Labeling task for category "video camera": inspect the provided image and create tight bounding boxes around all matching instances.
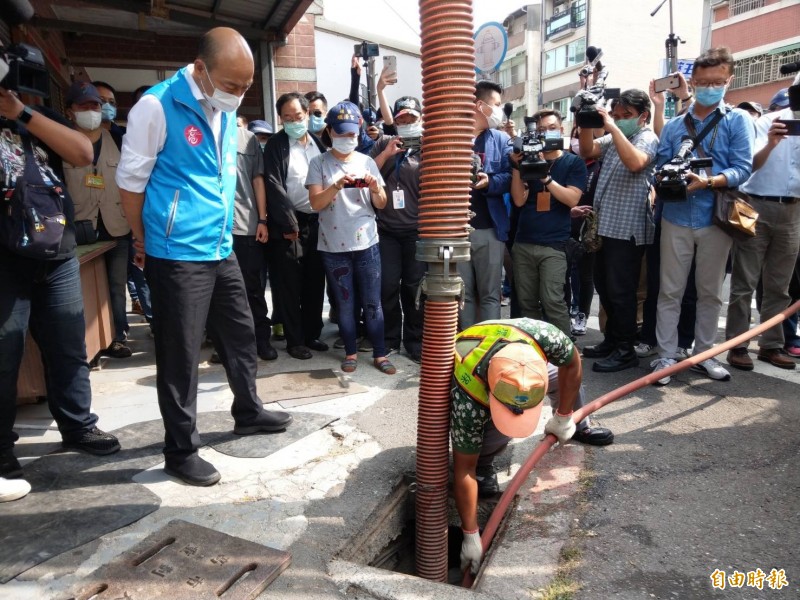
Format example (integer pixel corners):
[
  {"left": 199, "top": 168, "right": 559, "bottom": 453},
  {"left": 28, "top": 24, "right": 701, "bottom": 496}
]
[
  {"left": 510, "top": 116, "right": 562, "bottom": 181},
  {"left": 570, "top": 46, "right": 619, "bottom": 129},
  {"left": 0, "top": 0, "right": 49, "bottom": 98},
  {"left": 654, "top": 136, "right": 712, "bottom": 202}
]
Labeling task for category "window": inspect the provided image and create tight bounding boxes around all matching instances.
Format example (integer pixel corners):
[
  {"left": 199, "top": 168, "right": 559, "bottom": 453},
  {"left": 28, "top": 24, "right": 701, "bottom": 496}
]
[
  {"left": 731, "top": 48, "right": 800, "bottom": 89},
  {"left": 730, "top": 0, "right": 764, "bottom": 17},
  {"left": 571, "top": 0, "right": 586, "bottom": 27},
  {"left": 545, "top": 37, "right": 586, "bottom": 74},
  {"left": 548, "top": 98, "right": 571, "bottom": 116},
  {"left": 498, "top": 60, "right": 527, "bottom": 88}
]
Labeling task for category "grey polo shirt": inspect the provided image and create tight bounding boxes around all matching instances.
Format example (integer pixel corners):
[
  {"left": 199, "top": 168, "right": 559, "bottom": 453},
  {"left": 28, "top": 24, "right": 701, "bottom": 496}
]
[{"left": 233, "top": 127, "right": 264, "bottom": 236}]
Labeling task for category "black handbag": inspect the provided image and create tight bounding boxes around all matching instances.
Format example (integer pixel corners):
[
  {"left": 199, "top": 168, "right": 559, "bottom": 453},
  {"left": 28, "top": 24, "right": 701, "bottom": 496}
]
[
  {"left": 0, "top": 133, "right": 67, "bottom": 258},
  {"left": 74, "top": 219, "right": 98, "bottom": 245}
]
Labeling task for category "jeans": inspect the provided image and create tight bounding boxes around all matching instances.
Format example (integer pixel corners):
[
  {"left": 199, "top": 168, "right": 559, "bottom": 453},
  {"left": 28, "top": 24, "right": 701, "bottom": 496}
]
[
  {"left": 379, "top": 228, "right": 425, "bottom": 355},
  {"left": 565, "top": 251, "right": 595, "bottom": 316},
  {"left": 145, "top": 254, "right": 264, "bottom": 461},
  {"left": 0, "top": 253, "right": 98, "bottom": 451},
  {"left": 321, "top": 244, "right": 385, "bottom": 358},
  {"left": 127, "top": 240, "right": 152, "bottom": 322},
  {"left": 102, "top": 234, "right": 130, "bottom": 341},
  {"left": 233, "top": 235, "right": 271, "bottom": 351},
  {"left": 594, "top": 236, "right": 647, "bottom": 346}
]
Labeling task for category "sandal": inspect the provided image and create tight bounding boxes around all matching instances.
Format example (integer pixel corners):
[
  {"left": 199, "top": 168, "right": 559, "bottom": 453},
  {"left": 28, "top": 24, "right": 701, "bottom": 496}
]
[
  {"left": 341, "top": 357, "right": 358, "bottom": 373},
  {"left": 374, "top": 358, "right": 397, "bottom": 375}
]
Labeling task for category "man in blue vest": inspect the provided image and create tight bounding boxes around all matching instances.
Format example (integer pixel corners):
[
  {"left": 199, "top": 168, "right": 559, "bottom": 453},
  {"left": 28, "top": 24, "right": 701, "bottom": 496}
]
[{"left": 117, "top": 28, "right": 292, "bottom": 487}]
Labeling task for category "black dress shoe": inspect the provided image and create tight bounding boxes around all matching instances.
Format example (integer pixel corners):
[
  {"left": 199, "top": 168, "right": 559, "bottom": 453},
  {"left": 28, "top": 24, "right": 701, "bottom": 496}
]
[
  {"left": 234, "top": 410, "right": 293, "bottom": 435},
  {"left": 582, "top": 339, "right": 615, "bottom": 358},
  {"left": 164, "top": 454, "right": 221, "bottom": 486},
  {"left": 0, "top": 451, "right": 23, "bottom": 478},
  {"left": 258, "top": 344, "right": 278, "bottom": 361},
  {"left": 287, "top": 345, "right": 312, "bottom": 360},
  {"left": 572, "top": 426, "right": 614, "bottom": 446},
  {"left": 592, "top": 346, "right": 639, "bottom": 372},
  {"left": 306, "top": 339, "right": 329, "bottom": 352}
]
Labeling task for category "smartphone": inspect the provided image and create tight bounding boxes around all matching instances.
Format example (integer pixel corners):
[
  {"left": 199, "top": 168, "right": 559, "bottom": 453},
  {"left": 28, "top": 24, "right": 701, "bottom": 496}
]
[
  {"left": 653, "top": 74, "right": 680, "bottom": 93},
  {"left": 383, "top": 55, "right": 397, "bottom": 75},
  {"left": 777, "top": 119, "right": 800, "bottom": 135}
]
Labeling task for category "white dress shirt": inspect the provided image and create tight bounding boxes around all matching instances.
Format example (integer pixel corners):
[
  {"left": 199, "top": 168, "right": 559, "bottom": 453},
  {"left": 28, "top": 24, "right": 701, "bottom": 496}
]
[
  {"left": 286, "top": 134, "right": 321, "bottom": 214},
  {"left": 116, "top": 64, "right": 223, "bottom": 193},
  {"left": 741, "top": 108, "right": 800, "bottom": 198}
]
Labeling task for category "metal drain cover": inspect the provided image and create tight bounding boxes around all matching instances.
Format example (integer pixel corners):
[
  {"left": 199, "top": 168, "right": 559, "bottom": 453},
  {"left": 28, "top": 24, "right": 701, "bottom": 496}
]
[{"left": 68, "top": 519, "right": 291, "bottom": 600}]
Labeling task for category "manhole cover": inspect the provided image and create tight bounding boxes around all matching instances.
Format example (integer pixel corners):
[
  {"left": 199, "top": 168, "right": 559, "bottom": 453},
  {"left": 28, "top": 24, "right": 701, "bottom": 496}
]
[{"left": 67, "top": 519, "right": 291, "bottom": 600}]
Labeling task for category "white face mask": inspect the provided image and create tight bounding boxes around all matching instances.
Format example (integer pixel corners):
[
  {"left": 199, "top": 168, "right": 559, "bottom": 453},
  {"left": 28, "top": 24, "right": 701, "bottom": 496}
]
[
  {"left": 332, "top": 136, "right": 359, "bottom": 154},
  {"left": 74, "top": 110, "right": 102, "bottom": 131},
  {"left": 396, "top": 122, "right": 423, "bottom": 138},
  {"left": 481, "top": 102, "right": 504, "bottom": 130},
  {"left": 201, "top": 67, "right": 243, "bottom": 112}
]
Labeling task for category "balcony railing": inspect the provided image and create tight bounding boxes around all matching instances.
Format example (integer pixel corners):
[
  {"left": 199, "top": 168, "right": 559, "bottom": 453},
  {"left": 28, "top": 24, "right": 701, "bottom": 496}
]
[
  {"left": 730, "top": 0, "right": 765, "bottom": 17},
  {"left": 545, "top": 3, "right": 586, "bottom": 39}
]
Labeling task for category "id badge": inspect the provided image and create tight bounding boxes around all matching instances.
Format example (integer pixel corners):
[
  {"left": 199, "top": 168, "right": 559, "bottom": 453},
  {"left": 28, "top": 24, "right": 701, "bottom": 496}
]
[
  {"left": 85, "top": 173, "right": 105, "bottom": 189},
  {"left": 393, "top": 189, "right": 406, "bottom": 210},
  {"left": 536, "top": 191, "right": 551, "bottom": 212}
]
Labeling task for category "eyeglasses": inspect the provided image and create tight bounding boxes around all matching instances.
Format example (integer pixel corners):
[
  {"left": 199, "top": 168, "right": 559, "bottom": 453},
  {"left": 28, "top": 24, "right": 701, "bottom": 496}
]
[{"left": 692, "top": 80, "right": 728, "bottom": 88}]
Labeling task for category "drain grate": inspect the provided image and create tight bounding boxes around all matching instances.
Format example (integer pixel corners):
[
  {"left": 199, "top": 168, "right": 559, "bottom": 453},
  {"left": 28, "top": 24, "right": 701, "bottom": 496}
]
[{"left": 67, "top": 519, "right": 291, "bottom": 600}]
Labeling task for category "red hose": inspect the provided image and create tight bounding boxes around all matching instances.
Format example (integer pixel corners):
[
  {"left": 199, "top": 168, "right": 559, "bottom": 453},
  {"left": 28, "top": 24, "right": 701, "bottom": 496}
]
[
  {"left": 415, "top": 0, "right": 475, "bottom": 582},
  {"left": 462, "top": 299, "right": 800, "bottom": 588}
]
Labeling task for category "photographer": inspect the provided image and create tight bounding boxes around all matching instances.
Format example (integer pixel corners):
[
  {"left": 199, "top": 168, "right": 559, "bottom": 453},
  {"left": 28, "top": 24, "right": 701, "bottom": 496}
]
[
  {"left": 509, "top": 109, "right": 586, "bottom": 337},
  {"left": 725, "top": 78, "right": 800, "bottom": 371},
  {"left": 651, "top": 47, "right": 754, "bottom": 385},
  {"left": 577, "top": 90, "right": 659, "bottom": 373},
  {"left": 1, "top": 86, "right": 122, "bottom": 495}
]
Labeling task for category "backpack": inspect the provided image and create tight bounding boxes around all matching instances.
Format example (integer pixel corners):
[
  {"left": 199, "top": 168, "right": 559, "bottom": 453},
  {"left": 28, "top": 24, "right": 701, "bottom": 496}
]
[{"left": 0, "top": 132, "right": 67, "bottom": 259}]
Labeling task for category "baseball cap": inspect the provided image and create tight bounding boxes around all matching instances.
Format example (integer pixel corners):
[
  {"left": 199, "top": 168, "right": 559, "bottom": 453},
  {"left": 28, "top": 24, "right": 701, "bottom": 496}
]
[
  {"left": 325, "top": 101, "right": 362, "bottom": 134},
  {"left": 65, "top": 81, "right": 102, "bottom": 106},
  {"left": 736, "top": 101, "right": 763, "bottom": 116},
  {"left": 393, "top": 96, "right": 422, "bottom": 119},
  {"left": 248, "top": 120, "right": 274, "bottom": 135},
  {"left": 769, "top": 88, "right": 789, "bottom": 110},
  {"left": 487, "top": 344, "right": 549, "bottom": 438}
]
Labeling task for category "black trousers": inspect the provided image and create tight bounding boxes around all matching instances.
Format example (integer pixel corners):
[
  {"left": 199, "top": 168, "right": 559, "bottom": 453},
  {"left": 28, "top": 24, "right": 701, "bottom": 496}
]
[
  {"left": 379, "top": 228, "right": 426, "bottom": 354},
  {"left": 232, "top": 235, "right": 271, "bottom": 351},
  {"left": 265, "top": 212, "right": 325, "bottom": 348},
  {"left": 594, "top": 236, "right": 646, "bottom": 346},
  {"left": 145, "top": 255, "right": 263, "bottom": 461}
]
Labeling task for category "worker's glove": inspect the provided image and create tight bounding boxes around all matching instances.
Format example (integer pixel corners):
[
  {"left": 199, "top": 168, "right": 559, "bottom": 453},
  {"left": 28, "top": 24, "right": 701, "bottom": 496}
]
[
  {"left": 460, "top": 530, "right": 483, "bottom": 575},
  {"left": 544, "top": 411, "right": 576, "bottom": 444}
]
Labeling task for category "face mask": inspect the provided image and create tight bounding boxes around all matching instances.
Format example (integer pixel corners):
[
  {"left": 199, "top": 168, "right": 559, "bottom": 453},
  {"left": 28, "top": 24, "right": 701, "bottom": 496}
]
[
  {"left": 695, "top": 86, "right": 726, "bottom": 107},
  {"left": 101, "top": 103, "right": 116, "bottom": 122},
  {"left": 201, "top": 66, "right": 243, "bottom": 112},
  {"left": 481, "top": 102, "right": 504, "bottom": 129},
  {"left": 332, "top": 136, "right": 359, "bottom": 154},
  {"left": 396, "top": 122, "right": 423, "bottom": 138},
  {"left": 74, "top": 110, "right": 102, "bottom": 131},
  {"left": 615, "top": 117, "right": 641, "bottom": 138},
  {"left": 570, "top": 138, "right": 581, "bottom": 154},
  {"left": 259, "top": 142, "right": 267, "bottom": 150},
  {"left": 284, "top": 120, "right": 308, "bottom": 140},
  {"left": 309, "top": 114, "right": 326, "bottom": 132}
]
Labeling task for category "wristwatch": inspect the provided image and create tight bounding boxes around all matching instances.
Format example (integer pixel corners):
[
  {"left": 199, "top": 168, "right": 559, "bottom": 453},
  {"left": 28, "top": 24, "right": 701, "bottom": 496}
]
[
  {"left": 681, "top": 94, "right": 693, "bottom": 103},
  {"left": 257, "top": 218, "right": 267, "bottom": 225},
  {"left": 706, "top": 177, "right": 714, "bottom": 190},
  {"left": 15, "top": 106, "right": 34, "bottom": 126},
  {"left": 542, "top": 176, "right": 553, "bottom": 187}
]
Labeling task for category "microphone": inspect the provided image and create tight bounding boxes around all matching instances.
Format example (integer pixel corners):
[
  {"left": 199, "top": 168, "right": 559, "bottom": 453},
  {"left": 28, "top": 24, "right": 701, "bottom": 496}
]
[
  {"left": 779, "top": 61, "right": 800, "bottom": 75},
  {"left": 0, "top": 0, "right": 34, "bottom": 26},
  {"left": 503, "top": 102, "right": 513, "bottom": 121}
]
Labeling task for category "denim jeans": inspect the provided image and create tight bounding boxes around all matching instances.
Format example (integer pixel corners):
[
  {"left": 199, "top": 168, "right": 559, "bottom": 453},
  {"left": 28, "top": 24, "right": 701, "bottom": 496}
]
[
  {"left": 102, "top": 234, "right": 130, "bottom": 341},
  {"left": 321, "top": 244, "right": 385, "bottom": 358},
  {"left": 0, "top": 253, "right": 98, "bottom": 451},
  {"left": 127, "top": 240, "right": 152, "bottom": 322}
]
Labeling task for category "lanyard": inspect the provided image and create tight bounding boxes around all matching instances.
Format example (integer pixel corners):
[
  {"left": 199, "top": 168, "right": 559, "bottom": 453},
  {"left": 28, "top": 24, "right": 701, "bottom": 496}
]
[{"left": 394, "top": 149, "right": 412, "bottom": 189}]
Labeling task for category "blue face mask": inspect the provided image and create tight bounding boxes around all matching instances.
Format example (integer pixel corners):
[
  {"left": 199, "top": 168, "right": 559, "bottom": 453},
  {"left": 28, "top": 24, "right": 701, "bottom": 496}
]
[
  {"left": 695, "top": 86, "right": 726, "bottom": 107},
  {"left": 309, "top": 114, "right": 326, "bottom": 133},
  {"left": 101, "top": 103, "right": 116, "bottom": 122}
]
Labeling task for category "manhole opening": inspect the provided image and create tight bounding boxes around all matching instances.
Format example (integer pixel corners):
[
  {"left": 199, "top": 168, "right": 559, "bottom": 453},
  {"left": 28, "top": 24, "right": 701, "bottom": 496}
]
[{"left": 338, "top": 472, "right": 500, "bottom": 586}]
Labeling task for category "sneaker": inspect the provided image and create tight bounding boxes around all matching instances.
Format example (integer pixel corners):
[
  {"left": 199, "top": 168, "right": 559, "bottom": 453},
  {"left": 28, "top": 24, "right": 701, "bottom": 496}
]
[
  {"left": 569, "top": 306, "right": 579, "bottom": 319},
  {"left": 675, "top": 347, "right": 691, "bottom": 361},
  {"left": 0, "top": 477, "right": 31, "bottom": 502},
  {"left": 784, "top": 345, "right": 800, "bottom": 358},
  {"left": 164, "top": 454, "right": 220, "bottom": 487},
  {"left": 103, "top": 341, "right": 132, "bottom": 359},
  {"left": 62, "top": 427, "right": 121, "bottom": 456},
  {"left": 571, "top": 313, "right": 587, "bottom": 336},
  {"left": 635, "top": 343, "right": 658, "bottom": 358},
  {"left": 272, "top": 324, "right": 285, "bottom": 341},
  {"left": 650, "top": 357, "right": 676, "bottom": 386},
  {"left": 334, "top": 337, "right": 346, "bottom": 349},
  {"left": 500, "top": 296, "right": 510, "bottom": 307},
  {"left": 0, "top": 451, "right": 22, "bottom": 478},
  {"left": 691, "top": 357, "right": 731, "bottom": 381},
  {"left": 358, "top": 338, "right": 373, "bottom": 352}
]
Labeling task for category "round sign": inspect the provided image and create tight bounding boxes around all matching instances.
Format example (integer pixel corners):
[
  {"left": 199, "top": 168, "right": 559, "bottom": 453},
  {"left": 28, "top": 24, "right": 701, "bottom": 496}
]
[{"left": 474, "top": 22, "right": 508, "bottom": 73}]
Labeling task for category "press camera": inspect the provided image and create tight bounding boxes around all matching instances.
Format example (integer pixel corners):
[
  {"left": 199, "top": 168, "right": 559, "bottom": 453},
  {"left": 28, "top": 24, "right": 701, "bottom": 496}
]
[
  {"left": 0, "top": 43, "right": 49, "bottom": 98},
  {"left": 570, "top": 86, "right": 620, "bottom": 129},
  {"left": 511, "top": 117, "right": 562, "bottom": 181},
  {"left": 654, "top": 136, "right": 712, "bottom": 202}
]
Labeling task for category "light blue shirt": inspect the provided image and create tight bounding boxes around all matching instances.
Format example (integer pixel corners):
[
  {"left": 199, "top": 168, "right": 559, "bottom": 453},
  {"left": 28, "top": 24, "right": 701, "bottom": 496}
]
[
  {"left": 656, "top": 103, "right": 754, "bottom": 229},
  {"left": 741, "top": 108, "right": 800, "bottom": 198}
]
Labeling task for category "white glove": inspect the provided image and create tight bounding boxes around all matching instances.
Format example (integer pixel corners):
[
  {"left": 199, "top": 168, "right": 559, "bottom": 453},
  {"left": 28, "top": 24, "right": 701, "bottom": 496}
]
[
  {"left": 544, "top": 411, "right": 576, "bottom": 444},
  {"left": 460, "top": 530, "right": 483, "bottom": 574}
]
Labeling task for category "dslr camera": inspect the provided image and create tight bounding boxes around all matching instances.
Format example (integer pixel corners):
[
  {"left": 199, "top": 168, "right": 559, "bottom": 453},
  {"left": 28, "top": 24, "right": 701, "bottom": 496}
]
[
  {"left": 0, "top": 43, "right": 49, "bottom": 97},
  {"left": 655, "top": 136, "right": 712, "bottom": 202},
  {"left": 511, "top": 116, "right": 562, "bottom": 181}
]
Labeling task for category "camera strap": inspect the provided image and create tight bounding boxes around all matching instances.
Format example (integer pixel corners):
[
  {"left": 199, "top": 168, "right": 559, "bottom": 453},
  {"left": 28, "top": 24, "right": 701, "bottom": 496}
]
[{"left": 683, "top": 109, "right": 725, "bottom": 176}]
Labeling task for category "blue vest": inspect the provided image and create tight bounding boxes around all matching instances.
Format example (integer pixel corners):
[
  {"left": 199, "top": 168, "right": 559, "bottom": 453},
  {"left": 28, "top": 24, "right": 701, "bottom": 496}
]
[{"left": 142, "top": 68, "right": 238, "bottom": 261}]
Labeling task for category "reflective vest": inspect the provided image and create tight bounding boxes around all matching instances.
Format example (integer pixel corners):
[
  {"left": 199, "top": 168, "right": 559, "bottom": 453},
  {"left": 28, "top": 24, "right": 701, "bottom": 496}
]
[{"left": 453, "top": 321, "right": 546, "bottom": 407}]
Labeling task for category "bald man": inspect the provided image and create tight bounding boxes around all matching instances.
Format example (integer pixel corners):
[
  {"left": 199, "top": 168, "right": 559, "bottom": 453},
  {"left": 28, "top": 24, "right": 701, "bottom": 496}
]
[{"left": 117, "top": 28, "right": 292, "bottom": 486}]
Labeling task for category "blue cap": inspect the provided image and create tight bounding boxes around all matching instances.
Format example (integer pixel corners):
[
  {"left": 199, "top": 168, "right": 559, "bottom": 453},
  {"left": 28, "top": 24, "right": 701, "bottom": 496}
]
[
  {"left": 248, "top": 120, "right": 273, "bottom": 135},
  {"left": 325, "top": 101, "right": 362, "bottom": 134},
  {"left": 769, "top": 88, "right": 789, "bottom": 110},
  {"left": 65, "top": 81, "right": 102, "bottom": 106}
]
